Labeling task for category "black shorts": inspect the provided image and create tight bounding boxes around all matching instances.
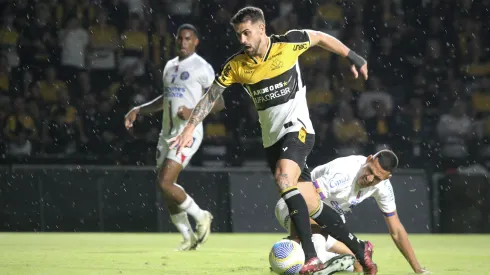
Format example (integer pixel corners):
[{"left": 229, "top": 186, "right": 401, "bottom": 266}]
[{"left": 265, "top": 129, "right": 315, "bottom": 182}]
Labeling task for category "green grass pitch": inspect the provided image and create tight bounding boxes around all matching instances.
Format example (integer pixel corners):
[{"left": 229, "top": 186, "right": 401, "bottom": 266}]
[{"left": 0, "top": 233, "right": 489, "bottom": 274}]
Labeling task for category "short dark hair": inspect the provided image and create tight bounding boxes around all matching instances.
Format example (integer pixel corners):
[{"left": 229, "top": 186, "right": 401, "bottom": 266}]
[
  {"left": 373, "top": 150, "right": 398, "bottom": 172},
  {"left": 230, "top": 6, "right": 265, "bottom": 25},
  {"left": 177, "top": 23, "right": 199, "bottom": 37}
]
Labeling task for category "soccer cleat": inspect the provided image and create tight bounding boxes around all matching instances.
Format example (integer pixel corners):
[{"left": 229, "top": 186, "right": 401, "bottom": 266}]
[
  {"left": 313, "top": 254, "right": 356, "bottom": 275},
  {"left": 196, "top": 211, "right": 213, "bottom": 244},
  {"left": 174, "top": 233, "right": 199, "bottom": 251},
  {"left": 361, "top": 241, "right": 377, "bottom": 275},
  {"left": 299, "top": 257, "right": 326, "bottom": 275}
]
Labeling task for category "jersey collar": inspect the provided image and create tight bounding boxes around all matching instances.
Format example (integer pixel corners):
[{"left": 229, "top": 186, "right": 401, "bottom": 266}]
[
  {"left": 246, "top": 37, "right": 272, "bottom": 64},
  {"left": 177, "top": 52, "right": 196, "bottom": 64},
  {"left": 263, "top": 36, "right": 272, "bottom": 61}
]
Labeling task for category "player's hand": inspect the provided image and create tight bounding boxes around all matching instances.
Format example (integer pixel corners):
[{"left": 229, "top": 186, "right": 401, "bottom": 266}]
[
  {"left": 416, "top": 268, "right": 431, "bottom": 274},
  {"left": 350, "top": 64, "right": 368, "bottom": 80},
  {"left": 168, "top": 125, "right": 195, "bottom": 155},
  {"left": 124, "top": 107, "right": 140, "bottom": 129},
  {"left": 177, "top": 105, "right": 192, "bottom": 120}
]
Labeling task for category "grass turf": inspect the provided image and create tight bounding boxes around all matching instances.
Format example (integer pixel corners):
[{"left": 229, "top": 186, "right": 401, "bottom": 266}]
[{"left": 0, "top": 233, "right": 489, "bottom": 274}]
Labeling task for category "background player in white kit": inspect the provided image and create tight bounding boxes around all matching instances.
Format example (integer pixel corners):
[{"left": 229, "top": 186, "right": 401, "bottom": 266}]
[
  {"left": 275, "top": 150, "right": 431, "bottom": 274},
  {"left": 124, "top": 24, "right": 225, "bottom": 251}
]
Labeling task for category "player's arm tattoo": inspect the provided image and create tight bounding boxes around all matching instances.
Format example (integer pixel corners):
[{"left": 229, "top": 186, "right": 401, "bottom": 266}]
[
  {"left": 187, "top": 83, "right": 226, "bottom": 126},
  {"left": 277, "top": 173, "right": 291, "bottom": 191},
  {"left": 211, "top": 94, "right": 226, "bottom": 113}
]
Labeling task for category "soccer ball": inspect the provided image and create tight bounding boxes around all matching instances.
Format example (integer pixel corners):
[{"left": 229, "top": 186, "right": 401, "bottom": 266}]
[{"left": 269, "top": 239, "right": 305, "bottom": 274}]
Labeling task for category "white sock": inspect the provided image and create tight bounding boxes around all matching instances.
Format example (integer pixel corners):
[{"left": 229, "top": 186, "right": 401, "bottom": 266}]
[
  {"left": 312, "top": 234, "right": 329, "bottom": 263},
  {"left": 170, "top": 212, "right": 193, "bottom": 240},
  {"left": 178, "top": 194, "right": 205, "bottom": 222}
]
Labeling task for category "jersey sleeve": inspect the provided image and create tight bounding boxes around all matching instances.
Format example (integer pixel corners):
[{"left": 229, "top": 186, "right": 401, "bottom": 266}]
[
  {"left": 199, "top": 62, "right": 215, "bottom": 89},
  {"left": 214, "top": 58, "right": 239, "bottom": 88},
  {"left": 281, "top": 29, "right": 311, "bottom": 56},
  {"left": 372, "top": 180, "right": 397, "bottom": 216}
]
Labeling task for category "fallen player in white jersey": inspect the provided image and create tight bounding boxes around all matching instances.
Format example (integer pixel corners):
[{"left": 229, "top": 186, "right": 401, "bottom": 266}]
[{"left": 275, "top": 150, "right": 431, "bottom": 274}]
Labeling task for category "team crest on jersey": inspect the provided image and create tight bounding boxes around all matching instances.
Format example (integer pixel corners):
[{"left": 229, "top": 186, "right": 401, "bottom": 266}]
[
  {"left": 180, "top": 71, "right": 190, "bottom": 80},
  {"left": 271, "top": 60, "right": 283, "bottom": 70}
]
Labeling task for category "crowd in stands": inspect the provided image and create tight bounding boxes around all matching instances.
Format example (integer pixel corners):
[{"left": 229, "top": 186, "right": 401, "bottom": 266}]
[{"left": 0, "top": 0, "right": 489, "bottom": 170}]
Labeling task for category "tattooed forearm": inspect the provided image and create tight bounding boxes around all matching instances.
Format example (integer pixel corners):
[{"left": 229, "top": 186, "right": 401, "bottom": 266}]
[
  {"left": 188, "top": 83, "right": 226, "bottom": 126},
  {"left": 276, "top": 173, "right": 291, "bottom": 192}
]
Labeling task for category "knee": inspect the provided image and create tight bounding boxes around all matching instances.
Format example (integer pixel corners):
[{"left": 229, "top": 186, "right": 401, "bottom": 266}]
[
  {"left": 157, "top": 173, "right": 173, "bottom": 193},
  {"left": 274, "top": 171, "right": 289, "bottom": 192}
]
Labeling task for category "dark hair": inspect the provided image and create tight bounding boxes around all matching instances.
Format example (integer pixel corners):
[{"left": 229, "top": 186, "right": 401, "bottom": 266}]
[
  {"left": 373, "top": 150, "right": 398, "bottom": 172},
  {"left": 230, "top": 6, "right": 265, "bottom": 25},
  {"left": 177, "top": 23, "right": 199, "bottom": 37}
]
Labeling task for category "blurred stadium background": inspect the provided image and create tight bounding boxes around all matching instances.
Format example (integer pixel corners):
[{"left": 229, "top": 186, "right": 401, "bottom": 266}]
[{"left": 0, "top": 0, "right": 490, "bottom": 273}]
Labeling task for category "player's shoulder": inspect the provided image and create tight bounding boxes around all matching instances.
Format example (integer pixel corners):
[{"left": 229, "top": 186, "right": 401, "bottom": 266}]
[
  {"left": 164, "top": 56, "right": 179, "bottom": 67},
  {"left": 221, "top": 49, "right": 249, "bottom": 67},
  {"left": 372, "top": 179, "right": 395, "bottom": 201},
  {"left": 191, "top": 54, "right": 214, "bottom": 71},
  {"left": 377, "top": 179, "right": 394, "bottom": 192},
  {"left": 191, "top": 53, "right": 211, "bottom": 66},
  {"left": 270, "top": 29, "right": 310, "bottom": 44},
  {"left": 313, "top": 155, "right": 366, "bottom": 175},
  {"left": 333, "top": 155, "right": 367, "bottom": 167}
]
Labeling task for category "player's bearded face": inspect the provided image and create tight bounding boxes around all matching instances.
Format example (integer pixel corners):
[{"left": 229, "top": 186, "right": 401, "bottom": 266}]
[
  {"left": 233, "top": 21, "right": 265, "bottom": 56},
  {"left": 357, "top": 158, "right": 390, "bottom": 188}
]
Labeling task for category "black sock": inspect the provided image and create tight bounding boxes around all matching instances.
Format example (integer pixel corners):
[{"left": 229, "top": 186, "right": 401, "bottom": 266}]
[
  {"left": 282, "top": 188, "right": 317, "bottom": 261},
  {"left": 311, "top": 202, "right": 366, "bottom": 265}
]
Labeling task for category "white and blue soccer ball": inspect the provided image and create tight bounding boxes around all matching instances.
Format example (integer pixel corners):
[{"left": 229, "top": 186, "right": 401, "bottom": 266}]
[{"left": 269, "top": 239, "right": 305, "bottom": 274}]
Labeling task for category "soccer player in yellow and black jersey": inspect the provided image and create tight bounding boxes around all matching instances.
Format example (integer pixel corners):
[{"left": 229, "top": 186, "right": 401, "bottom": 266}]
[{"left": 169, "top": 7, "right": 373, "bottom": 275}]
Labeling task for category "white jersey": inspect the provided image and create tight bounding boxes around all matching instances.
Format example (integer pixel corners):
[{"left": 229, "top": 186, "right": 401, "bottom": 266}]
[
  {"left": 214, "top": 30, "right": 315, "bottom": 147},
  {"left": 312, "top": 155, "right": 397, "bottom": 220},
  {"left": 161, "top": 53, "right": 215, "bottom": 139}
]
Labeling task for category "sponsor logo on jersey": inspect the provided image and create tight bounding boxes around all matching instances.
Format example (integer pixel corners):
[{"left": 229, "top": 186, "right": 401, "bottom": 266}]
[
  {"left": 165, "top": 87, "right": 185, "bottom": 98},
  {"left": 328, "top": 173, "right": 349, "bottom": 189},
  {"left": 293, "top": 43, "right": 308, "bottom": 51},
  {"left": 180, "top": 71, "right": 190, "bottom": 80},
  {"left": 244, "top": 70, "right": 253, "bottom": 74},
  {"left": 251, "top": 80, "right": 291, "bottom": 105},
  {"left": 270, "top": 51, "right": 283, "bottom": 59},
  {"left": 243, "top": 66, "right": 299, "bottom": 111}
]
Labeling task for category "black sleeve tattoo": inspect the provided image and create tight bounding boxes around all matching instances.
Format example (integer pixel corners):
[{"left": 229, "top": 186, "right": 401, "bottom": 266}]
[{"left": 188, "top": 83, "right": 226, "bottom": 126}]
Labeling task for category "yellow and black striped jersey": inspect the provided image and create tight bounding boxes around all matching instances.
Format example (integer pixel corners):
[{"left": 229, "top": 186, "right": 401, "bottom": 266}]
[{"left": 215, "top": 29, "right": 315, "bottom": 147}]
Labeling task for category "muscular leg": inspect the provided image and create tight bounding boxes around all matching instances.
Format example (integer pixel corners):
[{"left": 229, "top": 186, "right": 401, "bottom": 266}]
[
  {"left": 158, "top": 158, "right": 187, "bottom": 210},
  {"left": 158, "top": 159, "right": 194, "bottom": 249},
  {"left": 275, "top": 159, "right": 318, "bottom": 261},
  {"left": 292, "top": 182, "right": 364, "bottom": 272},
  {"left": 158, "top": 158, "right": 206, "bottom": 222},
  {"left": 158, "top": 158, "right": 210, "bottom": 249}
]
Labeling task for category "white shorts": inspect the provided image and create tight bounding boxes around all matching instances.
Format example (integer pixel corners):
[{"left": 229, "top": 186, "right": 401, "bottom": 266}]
[
  {"left": 275, "top": 198, "right": 337, "bottom": 250},
  {"left": 156, "top": 134, "right": 202, "bottom": 169}
]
